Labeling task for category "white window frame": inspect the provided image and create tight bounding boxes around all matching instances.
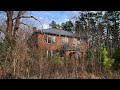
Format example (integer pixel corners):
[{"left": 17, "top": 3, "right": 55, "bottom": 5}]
[
  {"left": 77, "top": 38, "right": 82, "bottom": 45},
  {"left": 62, "top": 37, "right": 68, "bottom": 44},
  {"left": 73, "top": 38, "right": 77, "bottom": 46},
  {"left": 44, "top": 34, "right": 56, "bottom": 44},
  {"left": 47, "top": 50, "right": 53, "bottom": 58},
  {"left": 52, "top": 36, "right": 56, "bottom": 43}
]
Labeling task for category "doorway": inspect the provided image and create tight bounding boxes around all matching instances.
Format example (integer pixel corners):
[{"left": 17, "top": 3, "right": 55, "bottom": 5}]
[{"left": 68, "top": 52, "right": 80, "bottom": 61}]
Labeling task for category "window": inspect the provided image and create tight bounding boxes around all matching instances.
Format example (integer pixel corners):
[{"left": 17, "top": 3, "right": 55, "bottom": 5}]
[
  {"left": 74, "top": 52, "right": 80, "bottom": 60},
  {"left": 47, "top": 50, "right": 53, "bottom": 58},
  {"left": 73, "top": 38, "right": 77, "bottom": 46},
  {"left": 69, "top": 52, "right": 80, "bottom": 60},
  {"left": 52, "top": 36, "right": 56, "bottom": 43},
  {"left": 44, "top": 35, "right": 56, "bottom": 43},
  {"left": 77, "top": 38, "right": 82, "bottom": 45},
  {"left": 62, "top": 37, "right": 68, "bottom": 44}
]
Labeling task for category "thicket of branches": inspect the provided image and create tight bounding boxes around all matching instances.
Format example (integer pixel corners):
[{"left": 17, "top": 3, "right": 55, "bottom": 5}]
[{"left": 0, "top": 11, "right": 120, "bottom": 79}]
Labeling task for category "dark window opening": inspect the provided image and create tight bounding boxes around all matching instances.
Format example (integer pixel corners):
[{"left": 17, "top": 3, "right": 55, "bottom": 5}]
[{"left": 69, "top": 52, "right": 80, "bottom": 60}]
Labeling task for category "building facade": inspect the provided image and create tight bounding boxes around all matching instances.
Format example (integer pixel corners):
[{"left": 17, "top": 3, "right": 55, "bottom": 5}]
[{"left": 31, "top": 28, "right": 88, "bottom": 62}]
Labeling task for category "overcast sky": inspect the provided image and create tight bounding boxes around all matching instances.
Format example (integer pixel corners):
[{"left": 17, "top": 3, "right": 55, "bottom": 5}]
[{"left": 28, "top": 11, "right": 80, "bottom": 29}]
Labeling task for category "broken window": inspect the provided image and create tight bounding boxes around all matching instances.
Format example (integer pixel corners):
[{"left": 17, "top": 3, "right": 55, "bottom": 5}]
[
  {"left": 44, "top": 34, "right": 56, "bottom": 43},
  {"left": 77, "top": 38, "right": 82, "bottom": 45}
]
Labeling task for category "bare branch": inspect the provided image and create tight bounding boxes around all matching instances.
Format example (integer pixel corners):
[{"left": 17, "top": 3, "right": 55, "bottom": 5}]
[
  {"left": 0, "top": 27, "right": 6, "bottom": 36},
  {"left": 13, "top": 15, "right": 43, "bottom": 29},
  {"left": 12, "top": 11, "right": 26, "bottom": 20},
  {"left": 21, "top": 16, "right": 43, "bottom": 29},
  {"left": 20, "top": 22, "right": 31, "bottom": 27},
  {"left": 6, "top": 11, "right": 14, "bottom": 37},
  {"left": 13, "top": 11, "right": 25, "bottom": 37},
  {"left": 21, "top": 16, "right": 40, "bottom": 22},
  {"left": 21, "top": 16, "right": 37, "bottom": 20},
  {"left": 0, "top": 28, "right": 3, "bottom": 32}
]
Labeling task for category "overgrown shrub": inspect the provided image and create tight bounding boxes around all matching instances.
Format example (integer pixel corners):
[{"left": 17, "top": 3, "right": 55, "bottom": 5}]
[
  {"left": 0, "top": 37, "right": 16, "bottom": 76},
  {"left": 102, "top": 47, "right": 114, "bottom": 78},
  {"left": 84, "top": 50, "right": 92, "bottom": 61},
  {"left": 112, "top": 45, "right": 120, "bottom": 70}
]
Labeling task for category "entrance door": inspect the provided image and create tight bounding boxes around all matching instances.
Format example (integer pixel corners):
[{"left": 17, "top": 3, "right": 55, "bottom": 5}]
[{"left": 69, "top": 52, "right": 80, "bottom": 61}]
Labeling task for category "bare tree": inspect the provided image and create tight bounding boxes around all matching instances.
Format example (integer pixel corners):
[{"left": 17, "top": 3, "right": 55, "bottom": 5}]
[{"left": 0, "top": 11, "right": 42, "bottom": 39}]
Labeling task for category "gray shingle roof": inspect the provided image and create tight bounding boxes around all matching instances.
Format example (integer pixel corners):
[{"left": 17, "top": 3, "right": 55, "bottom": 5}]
[{"left": 35, "top": 28, "right": 76, "bottom": 37}]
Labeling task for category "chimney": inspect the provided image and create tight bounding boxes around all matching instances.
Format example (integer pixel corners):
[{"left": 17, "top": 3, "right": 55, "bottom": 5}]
[{"left": 33, "top": 27, "right": 37, "bottom": 32}]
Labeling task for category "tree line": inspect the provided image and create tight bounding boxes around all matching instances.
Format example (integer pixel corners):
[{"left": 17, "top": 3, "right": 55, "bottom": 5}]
[{"left": 49, "top": 11, "right": 120, "bottom": 72}]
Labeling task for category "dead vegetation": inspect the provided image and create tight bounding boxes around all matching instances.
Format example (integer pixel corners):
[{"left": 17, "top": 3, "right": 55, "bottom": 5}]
[
  {"left": 0, "top": 11, "right": 120, "bottom": 79},
  {"left": 0, "top": 27, "right": 120, "bottom": 79}
]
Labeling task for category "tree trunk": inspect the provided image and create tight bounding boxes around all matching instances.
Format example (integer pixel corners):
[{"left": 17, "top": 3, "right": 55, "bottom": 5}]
[
  {"left": 13, "top": 11, "right": 24, "bottom": 38},
  {"left": 6, "top": 11, "right": 13, "bottom": 38}
]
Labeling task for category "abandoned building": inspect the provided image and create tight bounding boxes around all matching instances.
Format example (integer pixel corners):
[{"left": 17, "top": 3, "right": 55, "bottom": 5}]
[{"left": 29, "top": 27, "right": 88, "bottom": 62}]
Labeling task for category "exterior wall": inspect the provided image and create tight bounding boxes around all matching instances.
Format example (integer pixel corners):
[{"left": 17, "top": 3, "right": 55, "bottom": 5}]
[
  {"left": 37, "top": 33, "right": 63, "bottom": 50},
  {"left": 37, "top": 33, "right": 88, "bottom": 57}
]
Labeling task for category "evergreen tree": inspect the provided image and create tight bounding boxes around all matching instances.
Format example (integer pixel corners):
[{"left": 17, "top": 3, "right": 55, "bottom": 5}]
[
  {"left": 61, "top": 21, "right": 74, "bottom": 32},
  {"left": 49, "top": 20, "right": 58, "bottom": 28}
]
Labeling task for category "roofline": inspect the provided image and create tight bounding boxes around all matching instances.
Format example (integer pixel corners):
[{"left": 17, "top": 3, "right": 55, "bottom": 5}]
[
  {"left": 34, "top": 30, "right": 79, "bottom": 38},
  {"left": 33, "top": 29, "right": 88, "bottom": 39}
]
